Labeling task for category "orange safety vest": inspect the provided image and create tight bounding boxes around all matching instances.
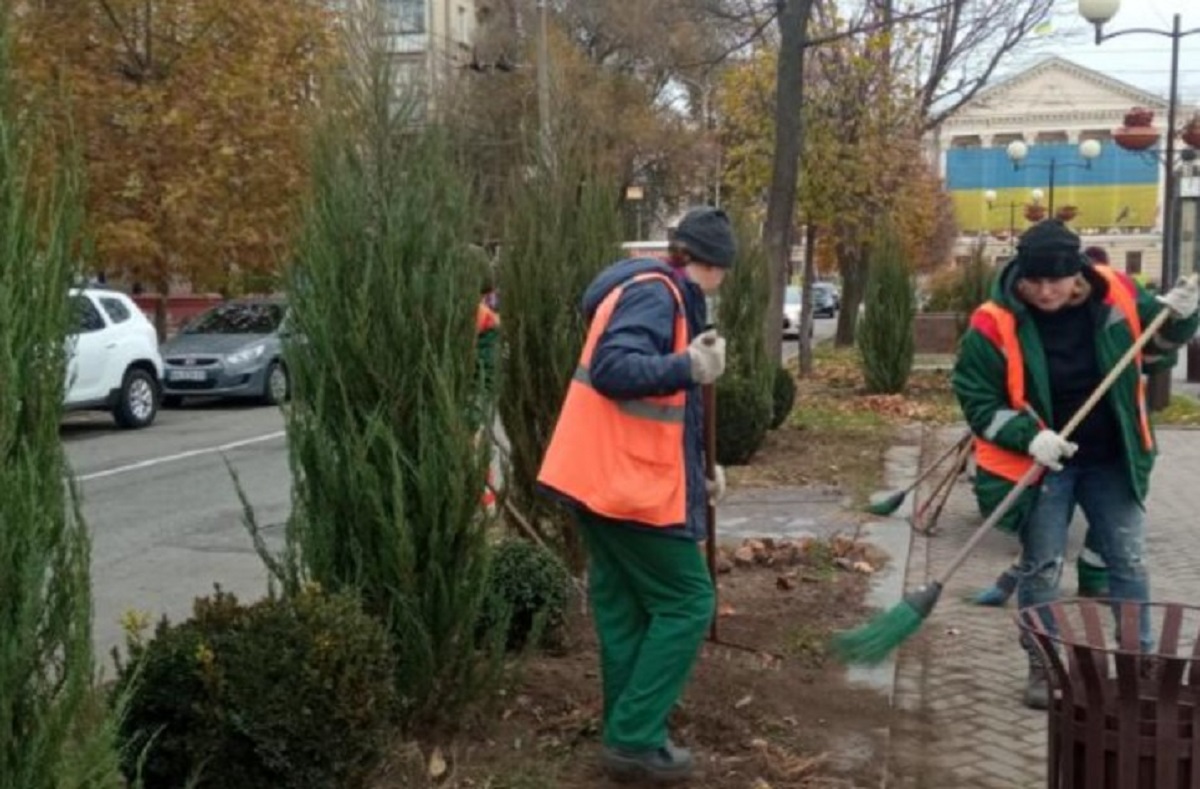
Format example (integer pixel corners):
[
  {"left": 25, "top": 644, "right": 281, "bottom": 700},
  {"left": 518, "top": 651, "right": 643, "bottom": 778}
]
[
  {"left": 537, "top": 272, "right": 689, "bottom": 527},
  {"left": 476, "top": 301, "right": 499, "bottom": 334},
  {"left": 973, "top": 266, "right": 1153, "bottom": 483}
]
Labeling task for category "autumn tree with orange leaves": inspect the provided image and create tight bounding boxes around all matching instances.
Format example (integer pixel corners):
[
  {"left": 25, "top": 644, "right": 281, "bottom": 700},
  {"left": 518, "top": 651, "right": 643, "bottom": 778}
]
[
  {"left": 718, "top": 19, "right": 957, "bottom": 349},
  {"left": 13, "top": 0, "right": 336, "bottom": 323}
]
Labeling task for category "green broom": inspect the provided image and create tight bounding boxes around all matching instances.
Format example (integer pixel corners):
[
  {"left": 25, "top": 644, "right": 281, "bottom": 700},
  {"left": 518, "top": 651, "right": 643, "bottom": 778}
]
[
  {"left": 863, "top": 429, "right": 971, "bottom": 516},
  {"left": 832, "top": 291, "right": 1187, "bottom": 666}
]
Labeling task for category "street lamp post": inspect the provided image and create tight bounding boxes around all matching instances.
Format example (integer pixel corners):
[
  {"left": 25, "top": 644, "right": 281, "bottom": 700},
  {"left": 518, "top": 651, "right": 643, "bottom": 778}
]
[
  {"left": 985, "top": 189, "right": 1044, "bottom": 254},
  {"left": 1079, "top": 0, "right": 1200, "bottom": 288},
  {"left": 1005, "top": 139, "right": 1103, "bottom": 215},
  {"left": 1080, "top": 0, "right": 1200, "bottom": 410}
]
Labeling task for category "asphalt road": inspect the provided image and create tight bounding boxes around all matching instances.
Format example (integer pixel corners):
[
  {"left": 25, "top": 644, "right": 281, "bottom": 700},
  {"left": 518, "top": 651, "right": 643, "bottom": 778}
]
[
  {"left": 64, "top": 403, "right": 289, "bottom": 662},
  {"left": 781, "top": 313, "right": 838, "bottom": 362}
]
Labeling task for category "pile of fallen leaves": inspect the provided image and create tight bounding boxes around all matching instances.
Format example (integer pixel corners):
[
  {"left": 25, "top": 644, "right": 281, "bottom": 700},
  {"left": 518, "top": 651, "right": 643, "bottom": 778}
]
[
  {"left": 796, "top": 347, "right": 959, "bottom": 427},
  {"left": 715, "top": 535, "right": 888, "bottom": 592}
]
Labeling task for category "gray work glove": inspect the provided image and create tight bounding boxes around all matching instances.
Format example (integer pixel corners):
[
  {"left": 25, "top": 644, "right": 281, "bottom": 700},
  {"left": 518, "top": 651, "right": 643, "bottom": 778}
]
[
  {"left": 1159, "top": 277, "right": 1199, "bottom": 319},
  {"left": 686, "top": 329, "right": 726, "bottom": 385},
  {"left": 1028, "top": 429, "right": 1078, "bottom": 472},
  {"left": 705, "top": 464, "right": 727, "bottom": 505}
]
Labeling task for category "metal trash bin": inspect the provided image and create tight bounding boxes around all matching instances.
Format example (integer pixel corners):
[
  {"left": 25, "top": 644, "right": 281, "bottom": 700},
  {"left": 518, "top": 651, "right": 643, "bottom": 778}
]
[{"left": 1018, "top": 599, "right": 1200, "bottom": 789}]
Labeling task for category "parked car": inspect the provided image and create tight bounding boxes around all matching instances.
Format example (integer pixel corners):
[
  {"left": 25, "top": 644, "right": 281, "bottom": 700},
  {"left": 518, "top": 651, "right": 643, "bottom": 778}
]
[
  {"left": 159, "top": 298, "right": 289, "bottom": 407},
  {"left": 782, "top": 286, "right": 816, "bottom": 338},
  {"left": 65, "top": 287, "right": 164, "bottom": 429},
  {"left": 812, "top": 282, "right": 838, "bottom": 317}
]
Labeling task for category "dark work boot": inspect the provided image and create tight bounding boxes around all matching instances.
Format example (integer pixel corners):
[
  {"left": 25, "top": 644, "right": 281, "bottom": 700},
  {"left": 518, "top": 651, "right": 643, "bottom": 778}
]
[
  {"left": 601, "top": 741, "right": 694, "bottom": 784},
  {"left": 1024, "top": 651, "right": 1050, "bottom": 711}
]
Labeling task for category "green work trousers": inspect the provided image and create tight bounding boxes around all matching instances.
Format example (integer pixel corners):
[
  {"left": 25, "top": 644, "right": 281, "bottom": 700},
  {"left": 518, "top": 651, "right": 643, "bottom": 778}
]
[{"left": 577, "top": 512, "right": 714, "bottom": 751}]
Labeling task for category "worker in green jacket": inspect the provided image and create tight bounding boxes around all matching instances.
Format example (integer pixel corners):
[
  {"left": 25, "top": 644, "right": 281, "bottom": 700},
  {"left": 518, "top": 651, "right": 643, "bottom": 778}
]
[
  {"left": 971, "top": 245, "right": 1120, "bottom": 608},
  {"left": 952, "top": 220, "right": 1199, "bottom": 710}
]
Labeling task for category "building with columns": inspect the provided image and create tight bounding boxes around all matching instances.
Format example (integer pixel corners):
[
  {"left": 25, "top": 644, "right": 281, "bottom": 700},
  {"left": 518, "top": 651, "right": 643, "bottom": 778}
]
[{"left": 933, "top": 56, "right": 1187, "bottom": 284}]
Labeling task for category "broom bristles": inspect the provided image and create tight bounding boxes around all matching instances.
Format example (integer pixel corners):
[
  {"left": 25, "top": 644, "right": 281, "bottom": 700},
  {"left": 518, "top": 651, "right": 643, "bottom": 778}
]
[
  {"left": 831, "top": 582, "right": 942, "bottom": 665},
  {"left": 830, "top": 602, "right": 924, "bottom": 665},
  {"left": 863, "top": 490, "right": 906, "bottom": 516}
]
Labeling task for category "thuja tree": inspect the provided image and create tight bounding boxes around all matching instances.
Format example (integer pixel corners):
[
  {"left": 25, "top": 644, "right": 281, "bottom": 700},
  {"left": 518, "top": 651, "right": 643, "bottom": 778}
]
[
  {"left": 715, "top": 217, "right": 773, "bottom": 465},
  {"left": 281, "top": 7, "right": 499, "bottom": 728},
  {"left": 857, "top": 225, "right": 916, "bottom": 394},
  {"left": 0, "top": 9, "right": 123, "bottom": 787},
  {"left": 496, "top": 149, "right": 621, "bottom": 573}
]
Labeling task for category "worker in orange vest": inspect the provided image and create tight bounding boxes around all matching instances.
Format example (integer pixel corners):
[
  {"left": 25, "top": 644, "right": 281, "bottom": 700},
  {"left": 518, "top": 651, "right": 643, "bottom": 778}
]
[
  {"left": 953, "top": 220, "right": 1198, "bottom": 709},
  {"left": 538, "top": 207, "right": 735, "bottom": 784}
]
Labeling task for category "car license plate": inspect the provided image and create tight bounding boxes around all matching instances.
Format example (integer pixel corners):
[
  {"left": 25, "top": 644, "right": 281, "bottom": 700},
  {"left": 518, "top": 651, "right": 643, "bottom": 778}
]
[{"left": 169, "top": 369, "right": 207, "bottom": 382}]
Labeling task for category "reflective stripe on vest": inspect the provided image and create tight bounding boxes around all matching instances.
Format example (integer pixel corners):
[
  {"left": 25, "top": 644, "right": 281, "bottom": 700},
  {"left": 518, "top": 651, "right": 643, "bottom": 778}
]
[
  {"left": 973, "top": 267, "right": 1153, "bottom": 483},
  {"left": 536, "top": 272, "right": 689, "bottom": 527}
]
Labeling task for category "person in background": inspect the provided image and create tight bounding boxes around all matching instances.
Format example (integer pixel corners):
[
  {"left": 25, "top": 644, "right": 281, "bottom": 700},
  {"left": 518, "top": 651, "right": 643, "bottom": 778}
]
[
  {"left": 953, "top": 219, "right": 1199, "bottom": 709},
  {"left": 537, "top": 207, "right": 735, "bottom": 784},
  {"left": 470, "top": 245, "right": 501, "bottom": 511}
]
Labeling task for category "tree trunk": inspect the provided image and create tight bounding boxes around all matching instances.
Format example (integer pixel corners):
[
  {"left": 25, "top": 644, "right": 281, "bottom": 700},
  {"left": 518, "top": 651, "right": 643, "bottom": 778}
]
[
  {"left": 835, "top": 232, "right": 867, "bottom": 347},
  {"left": 760, "top": 0, "right": 814, "bottom": 359},
  {"left": 798, "top": 222, "right": 817, "bottom": 375}
]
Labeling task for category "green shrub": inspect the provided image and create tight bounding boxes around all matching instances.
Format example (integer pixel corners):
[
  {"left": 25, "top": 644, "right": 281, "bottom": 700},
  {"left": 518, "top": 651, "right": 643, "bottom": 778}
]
[
  {"left": 496, "top": 149, "right": 621, "bottom": 573},
  {"left": 484, "top": 539, "right": 571, "bottom": 651},
  {"left": 714, "top": 217, "right": 773, "bottom": 464},
  {"left": 280, "top": 6, "right": 502, "bottom": 731},
  {"left": 857, "top": 226, "right": 916, "bottom": 394},
  {"left": 771, "top": 365, "right": 797, "bottom": 429},
  {"left": 716, "top": 373, "right": 774, "bottom": 465},
  {"left": 0, "top": 8, "right": 124, "bottom": 786},
  {"left": 924, "top": 248, "right": 994, "bottom": 315},
  {"left": 115, "top": 587, "right": 395, "bottom": 789}
]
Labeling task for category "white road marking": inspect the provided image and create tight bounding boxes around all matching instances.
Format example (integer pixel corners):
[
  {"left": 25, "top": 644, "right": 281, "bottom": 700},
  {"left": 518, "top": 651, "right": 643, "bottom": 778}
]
[{"left": 75, "top": 431, "right": 287, "bottom": 482}]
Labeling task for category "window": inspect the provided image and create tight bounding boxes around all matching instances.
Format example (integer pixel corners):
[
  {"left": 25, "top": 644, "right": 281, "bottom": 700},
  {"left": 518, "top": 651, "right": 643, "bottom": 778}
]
[
  {"left": 70, "top": 296, "right": 106, "bottom": 334},
  {"left": 100, "top": 297, "right": 132, "bottom": 324},
  {"left": 182, "top": 302, "right": 285, "bottom": 335},
  {"left": 382, "top": 0, "right": 425, "bottom": 34},
  {"left": 1125, "top": 251, "right": 1143, "bottom": 275}
]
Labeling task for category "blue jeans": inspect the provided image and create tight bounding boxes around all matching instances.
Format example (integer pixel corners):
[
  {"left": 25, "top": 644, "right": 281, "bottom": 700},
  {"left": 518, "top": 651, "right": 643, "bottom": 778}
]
[{"left": 1016, "top": 461, "right": 1153, "bottom": 651}]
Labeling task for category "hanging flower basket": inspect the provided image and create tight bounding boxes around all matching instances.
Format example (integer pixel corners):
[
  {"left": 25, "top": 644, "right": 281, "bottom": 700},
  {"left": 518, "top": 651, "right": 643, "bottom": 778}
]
[
  {"left": 1182, "top": 116, "right": 1200, "bottom": 149},
  {"left": 1056, "top": 205, "right": 1079, "bottom": 222},
  {"left": 1124, "top": 107, "right": 1155, "bottom": 128},
  {"left": 1024, "top": 204, "right": 1047, "bottom": 222},
  {"left": 1114, "top": 126, "right": 1160, "bottom": 151}
]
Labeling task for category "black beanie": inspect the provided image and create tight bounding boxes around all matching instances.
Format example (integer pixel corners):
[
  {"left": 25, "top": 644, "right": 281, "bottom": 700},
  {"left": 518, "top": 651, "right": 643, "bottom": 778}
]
[
  {"left": 1015, "top": 220, "right": 1085, "bottom": 279},
  {"left": 673, "top": 207, "right": 737, "bottom": 268}
]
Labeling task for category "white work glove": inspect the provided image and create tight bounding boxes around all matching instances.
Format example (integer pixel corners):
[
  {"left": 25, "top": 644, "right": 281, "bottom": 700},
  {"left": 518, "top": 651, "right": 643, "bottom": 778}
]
[
  {"left": 1159, "top": 277, "right": 1199, "bottom": 319},
  {"left": 1027, "top": 429, "right": 1078, "bottom": 472},
  {"left": 705, "top": 464, "right": 727, "bottom": 505},
  {"left": 686, "top": 329, "right": 726, "bottom": 385}
]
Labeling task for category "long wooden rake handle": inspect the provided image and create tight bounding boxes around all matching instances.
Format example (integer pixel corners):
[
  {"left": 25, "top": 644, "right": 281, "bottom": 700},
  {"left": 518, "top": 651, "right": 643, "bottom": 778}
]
[
  {"left": 933, "top": 290, "right": 1188, "bottom": 587},
  {"left": 906, "top": 429, "right": 972, "bottom": 494}
]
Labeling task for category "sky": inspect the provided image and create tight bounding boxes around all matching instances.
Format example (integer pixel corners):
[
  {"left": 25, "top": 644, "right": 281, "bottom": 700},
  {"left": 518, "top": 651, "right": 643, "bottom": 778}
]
[{"left": 1006, "top": 0, "right": 1200, "bottom": 105}]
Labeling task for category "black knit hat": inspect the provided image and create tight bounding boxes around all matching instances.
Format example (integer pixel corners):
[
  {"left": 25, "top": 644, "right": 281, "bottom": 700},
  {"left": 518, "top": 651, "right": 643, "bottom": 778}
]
[
  {"left": 673, "top": 207, "right": 737, "bottom": 268},
  {"left": 1015, "top": 219, "right": 1085, "bottom": 279}
]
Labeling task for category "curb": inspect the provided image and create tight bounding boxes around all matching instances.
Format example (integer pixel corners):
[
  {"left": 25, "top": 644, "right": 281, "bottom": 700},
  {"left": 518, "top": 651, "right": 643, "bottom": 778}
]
[{"left": 843, "top": 435, "right": 922, "bottom": 789}]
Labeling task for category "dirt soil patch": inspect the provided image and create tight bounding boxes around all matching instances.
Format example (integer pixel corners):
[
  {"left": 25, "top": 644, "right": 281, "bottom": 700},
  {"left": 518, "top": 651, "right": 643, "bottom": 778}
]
[
  {"left": 729, "top": 348, "right": 953, "bottom": 504},
  {"left": 373, "top": 549, "right": 894, "bottom": 789}
]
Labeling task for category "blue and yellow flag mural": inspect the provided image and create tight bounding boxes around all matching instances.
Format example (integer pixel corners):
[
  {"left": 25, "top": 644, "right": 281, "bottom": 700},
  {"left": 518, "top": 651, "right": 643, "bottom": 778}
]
[{"left": 948, "top": 142, "right": 1159, "bottom": 234}]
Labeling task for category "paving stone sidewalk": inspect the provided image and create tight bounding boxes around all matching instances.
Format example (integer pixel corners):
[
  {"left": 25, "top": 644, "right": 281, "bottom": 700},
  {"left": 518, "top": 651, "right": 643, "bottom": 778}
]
[{"left": 886, "top": 428, "right": 1200, "bottom": 789}]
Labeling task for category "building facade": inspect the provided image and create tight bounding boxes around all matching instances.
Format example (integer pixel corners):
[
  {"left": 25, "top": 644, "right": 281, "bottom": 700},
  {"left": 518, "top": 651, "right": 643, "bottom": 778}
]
[
  {"left": 933, "top": 56, "right": 1185, "bottom": 284},
  {"left": 380, "top": 0, "right": 482, "bottom": 116}
]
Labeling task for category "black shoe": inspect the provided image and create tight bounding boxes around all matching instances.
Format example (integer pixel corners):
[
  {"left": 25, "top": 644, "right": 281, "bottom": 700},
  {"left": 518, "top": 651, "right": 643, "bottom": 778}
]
[{"left": 601, "top": 741, "right": 694, "bottom": 784}]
